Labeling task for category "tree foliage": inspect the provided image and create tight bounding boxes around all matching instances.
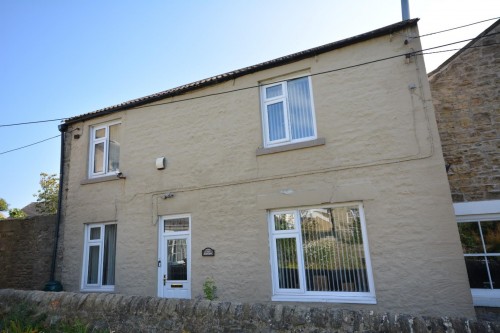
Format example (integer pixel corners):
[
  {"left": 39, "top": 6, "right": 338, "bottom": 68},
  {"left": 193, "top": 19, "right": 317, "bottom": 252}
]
[
  {"left": 33, "top": 172, "right": 59, "bottom": 215},
  {"left": 0, "top": 198, "right": 7, "bottom": 212},
  {"left": 8, "top": 208, "right": 27, "bottom": 219}
]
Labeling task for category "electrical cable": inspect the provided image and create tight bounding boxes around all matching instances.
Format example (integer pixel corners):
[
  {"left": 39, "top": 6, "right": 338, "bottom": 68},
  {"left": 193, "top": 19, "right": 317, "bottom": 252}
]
[
  {"left": 0, "top": 135, "right": 60, "bottom": 155},
  {"left": 1, "top": 28, "right": 498, "bottom": 155},
  {"left": 1, "top": 19, "right": 498, "bottom": 129},
  {"left": 414, "top": 17, "right": 499, "bottom": 38},
  {"left": 0, "top": 118, "right": 66, "bottom": 128}
]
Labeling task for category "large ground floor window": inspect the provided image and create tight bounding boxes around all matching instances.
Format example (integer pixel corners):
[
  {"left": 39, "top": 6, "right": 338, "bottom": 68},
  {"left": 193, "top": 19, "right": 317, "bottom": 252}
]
[
  {"left": 455, "top": 200, "right": 500, "bottom": 306},
  {"left": 268, "top": 202, "right": 376, "bottom": 304}
]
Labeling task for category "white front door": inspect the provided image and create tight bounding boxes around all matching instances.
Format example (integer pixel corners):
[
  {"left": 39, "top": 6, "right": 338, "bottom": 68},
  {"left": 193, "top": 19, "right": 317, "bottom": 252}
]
[{"left": 158, "top": 214, "right": 191, "bottom": 299}]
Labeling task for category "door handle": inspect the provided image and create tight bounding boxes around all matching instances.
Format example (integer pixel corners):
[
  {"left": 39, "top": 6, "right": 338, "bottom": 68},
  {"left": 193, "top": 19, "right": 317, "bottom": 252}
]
[{"left": 163, "top": 274, "right": 167, "bottom": 286}]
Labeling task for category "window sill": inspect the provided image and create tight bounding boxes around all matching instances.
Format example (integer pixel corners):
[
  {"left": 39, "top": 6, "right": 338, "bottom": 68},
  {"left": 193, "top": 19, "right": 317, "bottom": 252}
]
[
  {"left": 80, "top": 286, "right": 115, "bottom": 293},
  {"left": 256, "top": 138, "right": 325, "bottom": 156},
  {"left": 272, "top": 293, "right": 376, "bottom": 304},
  {"left": 471, "top": 289, "right": 500, "bottom": 307},
  {"left": 81, "top": 175, "right": 125, "bottom": 185}
]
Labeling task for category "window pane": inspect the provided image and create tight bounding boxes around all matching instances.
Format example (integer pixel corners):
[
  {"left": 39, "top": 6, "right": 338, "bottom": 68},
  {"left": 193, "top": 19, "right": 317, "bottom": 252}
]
[
  {"left": 274, "top": 213, "right": 295, "bottom": 231},
  {"left": 90, "top": 227, "right": 101, "bottom": 240},
  {"left": 164, "top": 217, "right": 189, "bottom": 232},
  {"left": 481, "top": 221, "right": 500, "bottom": 253},
  {"left": 301, "top": 207, "right": 368, "bottom": 292},
  {"left": 93, "top": 142, "right": 104, "bottom": 173},
  {"left": 488, "top": 257, "right": 500, "bottom": 289},
  {"left": 458, "top": 222, "right": 483, "bottom": 253},
  {"left": 287, "top": 77, "right": 314, "bottom": 140},
  {"left": 95, "top": 128, "right": 105, "bottom": 139},
  {"left": 267, "top": 102, "right": 286, "bottom": 141},
  {"left": 108, "top": 124, "right": 121, "bottom": 173},
  {"left": 167, "top": 239, "right": 187, "bottom": 280},
  {"left": 464, "top": 256, "right": 491, "bottom": 288},
  {"left": 103, "top": 224, "right": 117, "bottom": 285},
  {"left": 87, "top": 245, "right": 100, "bottom": 284},
  {"left": 276, "top": 238, "right": 300, "bottom": 289},
  {"left": 265, "top": 84, "right": 283, "bottom": 99}
]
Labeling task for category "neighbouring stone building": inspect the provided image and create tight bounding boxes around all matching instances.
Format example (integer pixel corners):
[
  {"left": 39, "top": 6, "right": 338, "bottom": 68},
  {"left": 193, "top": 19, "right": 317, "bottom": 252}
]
[{"left": 429, "top": 19, "right": 500, "bottom": 307}]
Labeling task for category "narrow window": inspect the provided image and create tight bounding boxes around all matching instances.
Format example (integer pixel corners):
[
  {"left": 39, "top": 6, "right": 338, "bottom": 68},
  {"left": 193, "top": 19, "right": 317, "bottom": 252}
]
[
  {"left": 89, "top": 122, "right": 121, "bottom": 178},
  {"left": 82, "top": 223, "right": 117, "bottom": 291},
  {"left": 269, "top": 204, "right": 376, "bottom": 303},
  {"left": 261, "top": 76, "right": 317, "bottom": 148}
]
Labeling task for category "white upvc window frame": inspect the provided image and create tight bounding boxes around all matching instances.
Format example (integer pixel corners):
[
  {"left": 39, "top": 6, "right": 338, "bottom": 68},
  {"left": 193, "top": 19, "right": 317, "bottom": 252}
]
[
  {"left": 268, "top": 202, "right": 376, "bottom": 304},
  {"left": 454, "top": 200, "right": 500, "bottom": 307},
  {"left": 88, "top": 120, "right": 121, "bottom": 178},
  {"left": 81, "top": 222, "right": 117, "bottom": 292},
  {"left": 260, "top": 76, "right": 317, "bottom": 148}
]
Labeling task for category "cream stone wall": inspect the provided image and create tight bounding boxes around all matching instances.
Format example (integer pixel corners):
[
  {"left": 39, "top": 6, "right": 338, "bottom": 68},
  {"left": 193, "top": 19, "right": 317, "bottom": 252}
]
[{"left": 60, "top": 25, "right": 475, "bottom": 317}]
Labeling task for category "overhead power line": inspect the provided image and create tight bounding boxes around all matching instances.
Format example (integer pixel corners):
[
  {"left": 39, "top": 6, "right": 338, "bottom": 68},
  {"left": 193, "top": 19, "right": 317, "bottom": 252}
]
[
  {"left": 0, "top": 135, "right": 60, "bottom": 155},
  {"left": 0, "top": 118, "right": 66, "bottom": 128},
  {"left": 417, "top": 17, "right": 499, "bottom": 38},
  {"left": 1, "top": 17, "right": 498, "bottom": 129},
  {"left": 1, "top": 26, "right": 498, "bottom": 155}
]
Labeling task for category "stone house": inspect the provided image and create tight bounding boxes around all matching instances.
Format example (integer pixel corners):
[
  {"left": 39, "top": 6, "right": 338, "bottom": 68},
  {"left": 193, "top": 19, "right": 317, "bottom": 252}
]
[
  {"left": 429, "top": 19, "right": 500, "bottom": 307},
  {"left": 57, "top": 19, "right": 475, "bottom": 317}
]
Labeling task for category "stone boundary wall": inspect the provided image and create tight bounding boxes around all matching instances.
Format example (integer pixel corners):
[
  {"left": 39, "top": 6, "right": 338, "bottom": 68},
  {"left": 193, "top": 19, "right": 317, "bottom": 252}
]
[
  {"left": 0, "top": 215, "right": 57, "bottom": 290},
  {"left": 0, "top": 289, "right": 498, "bottom": 333}
]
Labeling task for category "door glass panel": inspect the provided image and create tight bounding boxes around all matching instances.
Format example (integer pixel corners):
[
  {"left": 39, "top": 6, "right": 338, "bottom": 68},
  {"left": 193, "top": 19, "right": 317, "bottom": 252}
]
[
  {"left": 164, "top": 218, "right": 189, "bottom": 232},
  {"left": 458, "top": 222, "right": 483, "bottom": 254},
  {"left": 274, "top": 213, "right": 295, "bottom": 231},
  {"left": 93, "top": 143, "right": 104, "bottom": 173},
  {"left": 275, "top": 238, "right": 299, "bottom": 289},
  {"left": 167, "top": 239, "right": 187, "bottom": 280},
  {"left": 481, "top": 221, "right": 500, "bottom": 253},
  {"left": 87, "top": 245, "right": 100, "bottom": 284}
]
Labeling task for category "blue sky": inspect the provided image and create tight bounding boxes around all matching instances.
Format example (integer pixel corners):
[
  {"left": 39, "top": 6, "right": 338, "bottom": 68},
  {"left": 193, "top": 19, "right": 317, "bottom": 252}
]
[{"left": 0, "top": 1, "right": 498, "bottom": 213}]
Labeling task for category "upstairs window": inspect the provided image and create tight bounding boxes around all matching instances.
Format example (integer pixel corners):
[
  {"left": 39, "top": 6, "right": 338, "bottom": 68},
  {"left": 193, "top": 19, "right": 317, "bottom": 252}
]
[
  {"left": 261, "top": 76, "right": 317, "bottom": 148},
  {"left": 89, "top": 122, "right": 121, "bottom": 178}
]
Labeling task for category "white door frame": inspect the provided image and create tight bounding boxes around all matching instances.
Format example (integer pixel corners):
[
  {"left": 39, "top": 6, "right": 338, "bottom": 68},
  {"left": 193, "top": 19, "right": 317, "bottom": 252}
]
[{"left": 157, "top": 214, "right": 192, "bottom": 299}]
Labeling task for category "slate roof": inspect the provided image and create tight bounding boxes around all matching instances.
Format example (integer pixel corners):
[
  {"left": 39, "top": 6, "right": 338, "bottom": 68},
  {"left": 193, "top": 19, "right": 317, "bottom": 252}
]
[{"left": 65, "top": 19, "right": 419, "bottom": 125}]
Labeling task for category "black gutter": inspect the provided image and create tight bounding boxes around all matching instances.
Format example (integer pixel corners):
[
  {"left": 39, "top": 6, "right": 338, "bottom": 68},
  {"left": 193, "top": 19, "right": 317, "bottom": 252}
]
[{"left": 43, "top": 123, "right": 67, "bottom": 291}]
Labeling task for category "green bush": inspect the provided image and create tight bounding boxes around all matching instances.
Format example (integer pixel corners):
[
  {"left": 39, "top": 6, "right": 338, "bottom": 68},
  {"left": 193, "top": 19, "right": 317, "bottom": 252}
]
[{"left": 203, "top": 277, "right": 217, "bottom": 301}]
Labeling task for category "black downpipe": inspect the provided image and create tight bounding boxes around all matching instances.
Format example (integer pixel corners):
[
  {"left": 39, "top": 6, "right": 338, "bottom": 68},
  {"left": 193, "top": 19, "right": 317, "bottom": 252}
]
[{"left": 43, "top": 123, "right": 67, "bottom": 291}]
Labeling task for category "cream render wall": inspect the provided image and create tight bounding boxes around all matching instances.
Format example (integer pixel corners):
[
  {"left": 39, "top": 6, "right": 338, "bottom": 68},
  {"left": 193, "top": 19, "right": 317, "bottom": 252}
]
[{"left": 60, "top": 25, "right": 475, "bottom": 317}]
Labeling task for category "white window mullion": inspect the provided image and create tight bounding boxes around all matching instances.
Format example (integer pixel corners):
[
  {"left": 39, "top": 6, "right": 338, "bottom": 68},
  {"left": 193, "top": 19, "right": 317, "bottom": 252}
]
[{"left": 97, "top": 225, "right": 105, "bottom": 288}]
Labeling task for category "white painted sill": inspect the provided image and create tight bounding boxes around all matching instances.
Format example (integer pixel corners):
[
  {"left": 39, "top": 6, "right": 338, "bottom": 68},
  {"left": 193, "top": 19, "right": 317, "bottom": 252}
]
[
  {"left": 256, "top": 138, "right": 326, "bottom": 156},
  {"left": 81, "top": 175, "right": 125, "bottom": 185},
  {"left": 272, "top": 294, "right": 376, "bottom": 304},
  {"left": 80, "top": 286, "right": 115, "bottom": 293}
]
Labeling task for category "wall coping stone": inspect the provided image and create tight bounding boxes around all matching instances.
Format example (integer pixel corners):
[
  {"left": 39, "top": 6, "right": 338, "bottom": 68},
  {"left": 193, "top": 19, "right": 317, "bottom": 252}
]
[{"left": 0, "top": 289, "right": 498, "bottom": 332}]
